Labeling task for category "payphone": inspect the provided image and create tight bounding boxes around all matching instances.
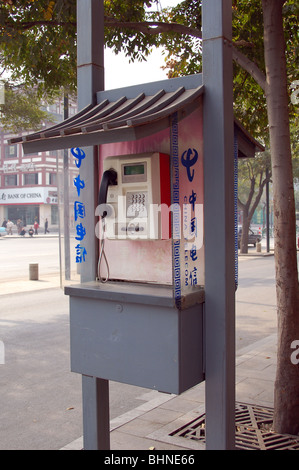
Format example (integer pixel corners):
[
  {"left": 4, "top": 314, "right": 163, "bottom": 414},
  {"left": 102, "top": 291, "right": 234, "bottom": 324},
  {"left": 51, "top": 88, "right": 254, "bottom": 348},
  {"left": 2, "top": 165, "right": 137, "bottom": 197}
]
[
  {"left": 98, "top": 152, "right": 171, "bottom": 240},
  {"left": 65, "top": 81, "right": 205, "bottom": 402}
]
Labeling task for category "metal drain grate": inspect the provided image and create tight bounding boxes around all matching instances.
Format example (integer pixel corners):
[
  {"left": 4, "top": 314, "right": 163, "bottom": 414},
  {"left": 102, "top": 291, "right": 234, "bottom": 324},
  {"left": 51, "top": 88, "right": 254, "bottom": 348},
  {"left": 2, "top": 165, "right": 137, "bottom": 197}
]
[{"left": 169, "top": 402, "right": 299, "bottom": 450}]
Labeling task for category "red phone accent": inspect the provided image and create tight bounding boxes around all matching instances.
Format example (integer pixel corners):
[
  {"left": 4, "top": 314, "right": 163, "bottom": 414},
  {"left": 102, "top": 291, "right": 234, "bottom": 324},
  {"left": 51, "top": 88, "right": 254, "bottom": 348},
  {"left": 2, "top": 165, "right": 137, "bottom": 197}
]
[{"left": 159, "top": 153, "right": 171, "bottom": 239}]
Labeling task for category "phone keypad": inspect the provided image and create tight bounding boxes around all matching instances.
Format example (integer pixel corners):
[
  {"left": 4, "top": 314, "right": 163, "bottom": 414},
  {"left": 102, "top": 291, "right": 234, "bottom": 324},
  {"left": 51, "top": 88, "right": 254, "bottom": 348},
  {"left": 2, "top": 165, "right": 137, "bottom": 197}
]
[{"left": 126, "top": 191, "right": 148, "bottom": 218}]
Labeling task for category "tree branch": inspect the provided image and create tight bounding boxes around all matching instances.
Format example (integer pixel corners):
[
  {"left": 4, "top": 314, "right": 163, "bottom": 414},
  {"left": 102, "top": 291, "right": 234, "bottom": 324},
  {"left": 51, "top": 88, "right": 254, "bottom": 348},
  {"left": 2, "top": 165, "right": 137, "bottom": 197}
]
[
  {"left": 106, "top": 18, "right": 267, "bottom": 91},
  {"left": 247, "top": 176, "right": 256, "bottom": 211},
  {"left": 232, "top": 46, "right": 266, "bottom": 91},
  {"left": 3, "top": 16, "right": 267, "bottom": 92},
  {"left": 104, "top": 17, "right": 202, "bottom": 38},
  {"left": 237, "top": 198, "right": 246, "bottom": 212},
  {"left": 3, "top": 20, "right": 76, "bottom": 31},
  {"left": 248, "top": 176, "right": 268, "bottom": 220}
]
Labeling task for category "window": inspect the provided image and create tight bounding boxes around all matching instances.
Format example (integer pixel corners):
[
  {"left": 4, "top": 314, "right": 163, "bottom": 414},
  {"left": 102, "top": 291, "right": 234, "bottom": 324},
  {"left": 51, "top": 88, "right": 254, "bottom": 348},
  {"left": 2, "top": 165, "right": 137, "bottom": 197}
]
[
  {"left": 5, "top": 144, "right": 18, "bottom": 158},
  {"left": 24, "top": 173, "right": 38, "bottom": 185},
  {"left": 51, "top": 205, "right": 58, "bottom": 225},
  {"left": 49, "top": 172, "right": 57, "bottom": 185},
  {"left": 8, "top": 205, "right": 39, "bottom": 226},
  {"left": 5, "top": 174, "right": 17, "bottom": 186}
]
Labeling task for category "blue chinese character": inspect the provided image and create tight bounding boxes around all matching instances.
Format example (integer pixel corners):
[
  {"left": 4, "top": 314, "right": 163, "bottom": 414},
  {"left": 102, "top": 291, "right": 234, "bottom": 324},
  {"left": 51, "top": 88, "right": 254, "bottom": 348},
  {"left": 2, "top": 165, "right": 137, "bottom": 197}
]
[
  {"left": 75, "top": 224, "right": 86, "bottom": 241},
  {"left": 71, "top": 147, "right": 86, "bottom": 169},
  {"left": 190, "top": 244, "right": 197, "bottom": 261},
  {"left": 189, "top": 266, "right": 198, "bottom": 286},
  {"left": 73, "top": 175, "right": 85, "bottom": 197},
  {"left": 189, "top": 190, "right": 197, "bottom": 211},
  {"left": 75, "top": 223, "right": 86, "bottom": 241},
  {"left": 181, "top": 148, "right": 198, "bottom": 182},
  {"left": 74, "top": 201, "right": 86, "bottom": 221},
  {"left": 75, "top": 244, "right": 87, "bottom": 263},
  {"left": 190, "top": 217, "right": 197, "bottom": 236}
]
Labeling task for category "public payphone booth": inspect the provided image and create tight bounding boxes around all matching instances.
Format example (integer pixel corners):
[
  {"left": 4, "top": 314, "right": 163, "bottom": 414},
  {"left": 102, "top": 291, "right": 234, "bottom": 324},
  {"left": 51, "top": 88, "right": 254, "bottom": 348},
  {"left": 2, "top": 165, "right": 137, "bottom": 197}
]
[
  {"left": 10, "top": 0, "right": 267, "bottom": 449},
  {"left": 21, "top": 73, "right": 207, "bottom": 394},
  {"left": 67, "top": 76, "right": 206, "bottom": 395},
  {"left": 12, "top": 72, "right": 263, "bottom": 445}
]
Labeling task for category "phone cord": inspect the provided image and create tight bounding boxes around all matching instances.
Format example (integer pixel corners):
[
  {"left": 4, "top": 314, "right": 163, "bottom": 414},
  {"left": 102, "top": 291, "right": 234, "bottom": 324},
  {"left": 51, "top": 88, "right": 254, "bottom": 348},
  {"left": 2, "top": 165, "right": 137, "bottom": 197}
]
[{"left": 98, "top": 218, "right": 109, "bottom": 283}]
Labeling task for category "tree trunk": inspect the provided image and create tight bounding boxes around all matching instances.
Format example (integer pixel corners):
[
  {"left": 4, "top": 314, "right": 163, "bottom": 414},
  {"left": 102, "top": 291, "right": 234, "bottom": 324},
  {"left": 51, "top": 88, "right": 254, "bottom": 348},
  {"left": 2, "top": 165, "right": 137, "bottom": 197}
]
[
  {"left": 238, "top": 169, "right": 270, "bottom": 254},
  {"left": 262, "top": 0, "right": 299, "bottom": 435},
  {"left": 240, "top": 210, "right": 250, "bottom": 254}
]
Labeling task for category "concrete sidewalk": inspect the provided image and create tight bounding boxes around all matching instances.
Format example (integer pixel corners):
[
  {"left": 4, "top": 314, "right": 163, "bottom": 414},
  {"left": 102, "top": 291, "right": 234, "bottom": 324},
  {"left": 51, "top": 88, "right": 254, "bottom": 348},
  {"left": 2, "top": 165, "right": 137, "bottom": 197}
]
[
  {"left": 2, "top": 258, "right": 298, "bottom": 451},
  {"left": 0, "top": 232, "right": 59, "bottom": 239}
]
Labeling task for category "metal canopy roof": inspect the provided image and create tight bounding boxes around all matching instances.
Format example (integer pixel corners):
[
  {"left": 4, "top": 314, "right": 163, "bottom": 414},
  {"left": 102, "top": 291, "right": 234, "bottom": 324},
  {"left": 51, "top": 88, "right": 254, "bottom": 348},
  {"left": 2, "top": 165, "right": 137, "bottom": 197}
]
[
  {"left": 9, "top": 74, "right": 263, "bottom": 157},
  {"left": 10, "top": 78, "right": 204, "bottom": 154}
]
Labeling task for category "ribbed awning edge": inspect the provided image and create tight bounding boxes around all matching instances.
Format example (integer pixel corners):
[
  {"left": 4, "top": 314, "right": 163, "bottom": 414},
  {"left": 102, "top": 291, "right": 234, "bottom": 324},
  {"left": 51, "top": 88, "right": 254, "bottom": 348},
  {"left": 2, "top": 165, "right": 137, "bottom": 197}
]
[{"left": 10, "top": 85, "right": 205, "bottom": 155}]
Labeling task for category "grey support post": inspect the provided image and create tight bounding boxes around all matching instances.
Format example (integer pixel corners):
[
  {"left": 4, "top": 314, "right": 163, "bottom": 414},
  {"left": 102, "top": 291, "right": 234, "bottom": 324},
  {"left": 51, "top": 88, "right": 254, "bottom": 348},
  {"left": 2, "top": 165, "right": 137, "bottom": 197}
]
[
  {"left": 77, "top": 0, "right": 104, "bottom": 283},
  {"left": 77, "top": 0, "right": 109, "bottom": 450},
  {"left": 82, "top": 375, "right": 110, "bottom": 450},
  {"left": 202, "top": 0, "right": 235, "bottom": 449}
]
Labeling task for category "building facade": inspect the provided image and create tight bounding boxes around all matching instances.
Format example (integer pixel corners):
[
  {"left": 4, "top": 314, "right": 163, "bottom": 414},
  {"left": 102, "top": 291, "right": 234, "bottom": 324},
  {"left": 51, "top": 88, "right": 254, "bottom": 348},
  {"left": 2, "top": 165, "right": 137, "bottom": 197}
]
[{"left": 0, "top": 99, "right": 77, "bottom": 232}]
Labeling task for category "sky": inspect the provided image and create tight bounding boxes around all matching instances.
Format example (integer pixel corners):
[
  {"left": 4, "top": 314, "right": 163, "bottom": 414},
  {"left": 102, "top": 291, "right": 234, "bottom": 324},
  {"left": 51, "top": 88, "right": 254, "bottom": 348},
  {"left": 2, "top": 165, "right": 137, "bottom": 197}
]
[
  {"left": 104, "top": 0, "right": 182, "bottom": 90},
  {"left": 104, "top": 47, "right": 168, "bottom": 90}
]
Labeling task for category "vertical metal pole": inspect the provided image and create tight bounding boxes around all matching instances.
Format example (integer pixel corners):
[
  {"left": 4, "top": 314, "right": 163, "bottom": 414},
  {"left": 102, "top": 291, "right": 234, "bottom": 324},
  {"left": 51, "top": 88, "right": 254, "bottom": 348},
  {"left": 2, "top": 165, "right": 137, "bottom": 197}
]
[
  {"left": 266, "top": 168, "right": 270, "bottom": 253},
  {"left": 77, "top": 0, "right": 104, "bottom": 282},
  {"left": 77, "top": 0, "right": 109, "bottom": 450},
  {"left": 202, "top": 0, "right": 235, "bottom": 449},
  {"left": 63, "top": 93, "right": 71, "bottom": 280},
  {"left": 82, "top": 375, "right": 110, "bottom": 450}
]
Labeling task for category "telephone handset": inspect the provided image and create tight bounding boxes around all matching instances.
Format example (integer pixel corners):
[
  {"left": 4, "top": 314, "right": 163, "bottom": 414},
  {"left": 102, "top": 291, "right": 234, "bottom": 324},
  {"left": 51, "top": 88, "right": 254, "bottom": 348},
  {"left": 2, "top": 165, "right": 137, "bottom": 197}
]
[
  {"left": 98, "top": 169, "right": 117, "bottom": 218},
  {"left": 98, "top": 152, "right": 171, "bottom": 240},
  {"left": 97, "top": 168, "right": 117, "bottom": 283}
]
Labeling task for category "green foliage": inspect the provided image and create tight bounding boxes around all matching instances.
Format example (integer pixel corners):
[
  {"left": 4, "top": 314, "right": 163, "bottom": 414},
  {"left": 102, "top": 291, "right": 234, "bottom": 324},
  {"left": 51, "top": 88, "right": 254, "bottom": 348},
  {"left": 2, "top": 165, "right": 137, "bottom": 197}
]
[
  {"left": 104, "top": 0, "right": 160, "bottom": 62},
  {"left": 151, "top": 0, "right": 202, "bottom": 77},
  {"left": 238, "top": 151, "right": 271, "bottom": 202},
  {"left": 0, "top": 83, "right": 56, "bottom": 132},
  {"left": 0, "top": 0, "right": 297, "bottom": 146},
  {"left": 0, "top": 0, "right": 77, "bottom": 96},
  {"left": 231, "top": 0, "right": 267, "bottom": 141},
  {"left": 237, "top": 151, "right": 272, "bottom": 236}
]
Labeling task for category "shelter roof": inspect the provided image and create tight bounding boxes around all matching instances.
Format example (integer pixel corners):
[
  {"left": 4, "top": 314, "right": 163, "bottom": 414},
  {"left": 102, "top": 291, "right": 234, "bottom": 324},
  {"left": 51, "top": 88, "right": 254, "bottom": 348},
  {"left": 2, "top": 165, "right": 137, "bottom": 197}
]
[{"left": 10, "top": 74, "right": 263, "bottom": 157}]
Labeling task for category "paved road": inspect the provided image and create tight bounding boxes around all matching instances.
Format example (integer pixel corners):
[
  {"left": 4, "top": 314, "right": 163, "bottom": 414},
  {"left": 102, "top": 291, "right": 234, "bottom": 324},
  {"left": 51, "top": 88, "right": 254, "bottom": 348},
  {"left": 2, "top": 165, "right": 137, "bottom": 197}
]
[
  {"left": 0, "top": 237, "right": 153, "bottom": 450},
  {"left": 0, "top": 236, "right": 291, "bottom": 450},
  {"left": 0, "top": 235, "right": 74, "bottom": 282},
  {"left": 236, "top": 253, "right": 277, "bottom": 350},
  {"left": 0, "top": 286, "right": 156, "bottom": 450}
]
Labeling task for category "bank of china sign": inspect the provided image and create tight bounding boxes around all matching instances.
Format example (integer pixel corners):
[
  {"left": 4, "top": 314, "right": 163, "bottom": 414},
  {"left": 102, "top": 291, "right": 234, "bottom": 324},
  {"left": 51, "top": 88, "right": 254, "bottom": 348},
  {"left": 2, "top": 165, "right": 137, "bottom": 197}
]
[{"left": 0, "top": 188, "right": 57, "bottom": 204}]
